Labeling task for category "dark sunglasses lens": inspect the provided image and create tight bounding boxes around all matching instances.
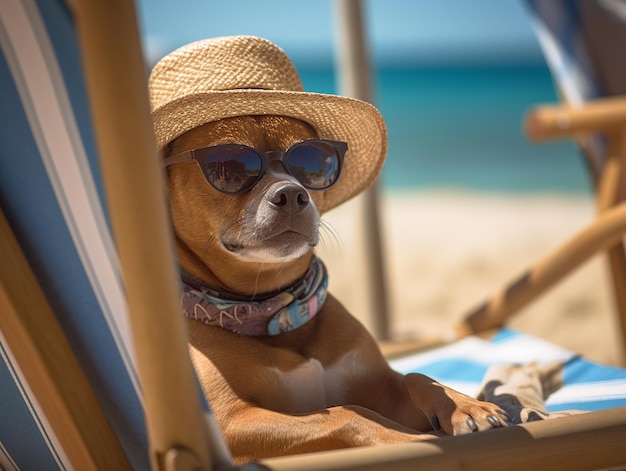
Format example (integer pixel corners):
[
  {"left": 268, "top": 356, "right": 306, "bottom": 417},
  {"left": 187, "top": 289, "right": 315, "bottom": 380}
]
[
  {"left": 198, "top": 146, "right": 262, "bottom": 194},
  {"left": 287, "top": 142, "right": 341, "bottom": 189}
]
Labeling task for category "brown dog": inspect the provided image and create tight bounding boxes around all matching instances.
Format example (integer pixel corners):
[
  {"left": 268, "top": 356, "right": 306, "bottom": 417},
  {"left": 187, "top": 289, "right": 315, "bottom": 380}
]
[{"left": 164, "top": 114, "right": 507, "bottom": 464}]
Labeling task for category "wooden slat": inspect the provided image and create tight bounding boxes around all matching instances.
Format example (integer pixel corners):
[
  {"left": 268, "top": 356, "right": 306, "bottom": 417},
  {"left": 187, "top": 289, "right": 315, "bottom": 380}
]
[
  {"left": 526, "top": 97, "right": 626, "bottom": 359},
  {"left": 0, "top": 208, "right": 132, "bottom": 471},
  {"left": 455, "top": 202, "right": 626, "bottom": 339},
  {"left": 596, "top": 130, "right": 626, "bottom": 361},
  {"left": 74, "top": 1, "right": 214, "bottom": 469},
  {"left": 259, "top": 406, "right": 626, "bottom": 471}
]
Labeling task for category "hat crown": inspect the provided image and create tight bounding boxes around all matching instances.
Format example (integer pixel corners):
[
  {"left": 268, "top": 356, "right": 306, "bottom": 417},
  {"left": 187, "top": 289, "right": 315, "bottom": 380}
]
[
  {"left": 150, "top": 36, "right": 304, "bottom": 111},
  {"left": 149, "top": 35, "right": 387, "bottom": 213}
]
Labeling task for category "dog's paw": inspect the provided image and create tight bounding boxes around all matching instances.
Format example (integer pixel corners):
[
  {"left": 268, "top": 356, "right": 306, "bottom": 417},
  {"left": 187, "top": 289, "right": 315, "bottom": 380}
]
[
  {"left": 406, "top": 373, "right": 509, "bottom": 435},
  {"left": 427, "top": 397, "right": 509, "bottom": 435}
]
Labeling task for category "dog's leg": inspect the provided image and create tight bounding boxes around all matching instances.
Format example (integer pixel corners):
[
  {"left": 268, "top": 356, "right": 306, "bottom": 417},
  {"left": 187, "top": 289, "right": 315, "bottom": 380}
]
[
  {"left": 222, "top": 403, "right": 438, "bottom": 463},
  {"left": 403, "top": 373, "right": 508, "bottom": 434}
]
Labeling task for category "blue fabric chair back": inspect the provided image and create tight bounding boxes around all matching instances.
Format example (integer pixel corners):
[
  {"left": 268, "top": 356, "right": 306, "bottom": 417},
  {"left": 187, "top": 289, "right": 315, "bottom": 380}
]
[{"left": 1, "top": 0, "right": 149, "bottom": 468}]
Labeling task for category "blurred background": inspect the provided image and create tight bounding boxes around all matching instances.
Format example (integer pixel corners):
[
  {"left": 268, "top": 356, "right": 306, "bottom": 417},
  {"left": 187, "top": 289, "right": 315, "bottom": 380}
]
[
  {"left": 137, "top": 1, "right": 621, "bottom": 365},
  {"left": 138, "top": 0, "right": 586, "bottom": 193}
]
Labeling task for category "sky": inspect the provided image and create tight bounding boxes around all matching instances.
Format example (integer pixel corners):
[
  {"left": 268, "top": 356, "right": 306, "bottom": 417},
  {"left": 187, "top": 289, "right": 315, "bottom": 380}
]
[{"left": 136, "top": 0, "right": 544, "bottom": 67}]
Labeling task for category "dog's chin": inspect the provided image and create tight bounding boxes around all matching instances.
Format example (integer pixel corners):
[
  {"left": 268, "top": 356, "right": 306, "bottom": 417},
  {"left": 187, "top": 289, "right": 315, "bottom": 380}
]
[{"left": 222, "top": 231, "right": 315, "bottom": 264}]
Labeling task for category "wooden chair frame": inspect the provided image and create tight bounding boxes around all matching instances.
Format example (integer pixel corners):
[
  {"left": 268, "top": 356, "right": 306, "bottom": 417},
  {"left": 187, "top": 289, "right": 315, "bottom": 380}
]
[{"left": 456, "top": 97, "right": 626, "bottom": 363}]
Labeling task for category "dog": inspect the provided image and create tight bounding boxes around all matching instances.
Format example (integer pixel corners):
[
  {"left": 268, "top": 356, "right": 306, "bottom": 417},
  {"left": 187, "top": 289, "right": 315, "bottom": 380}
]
[
  {"left": 163, "top": 114, "right": 507, "bottom": 463},
  {"left": 151, "top": 36, "right": 507, "bottom": 464}
]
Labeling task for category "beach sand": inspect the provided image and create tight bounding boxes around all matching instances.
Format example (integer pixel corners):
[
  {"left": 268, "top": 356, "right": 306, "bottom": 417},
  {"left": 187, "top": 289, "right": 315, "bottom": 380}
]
[{"left": 317, "top": 190, "right": 625, "bottom": 367}]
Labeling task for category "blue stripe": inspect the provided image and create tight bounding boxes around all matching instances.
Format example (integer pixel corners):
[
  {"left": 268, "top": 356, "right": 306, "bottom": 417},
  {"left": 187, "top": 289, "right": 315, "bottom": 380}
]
[
  {"left": 415, "top": 360, "right": 489, "bottom": 384},
  {"left": 552, "top": 358, "right": 626, "bottom": 411},
  {"left": 548, "top": 399, "right": 626, "bottom": 414},
  {"left": 490, "top": 327, "right": 521, "bottom": 343},
  {"left": 392, "top": 327, "right": 626, "bottom": 413},
  {"left": 0, "top": 343, "right": 65, "bottom": 470},
  {"left": 0, "top": 1, "right": 149, "bottom": 469},
  {"left": 524, "top": 0, "right": 604, "bottom": 99},
  {"left": 31, "top": 0, "right": 107, "bottom": 218},
  {"left": 564, "top": 358, "right": 626, "bottom": 384}
]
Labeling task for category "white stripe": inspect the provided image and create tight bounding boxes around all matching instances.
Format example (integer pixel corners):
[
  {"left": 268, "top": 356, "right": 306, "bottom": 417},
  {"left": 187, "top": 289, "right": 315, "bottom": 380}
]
[
  {"left": 0, "top": 333, "right": 71, "bottom": 471},
  {"left": 526, "top": 3, "right": 606, "bottom": 176},
  {"left": 528, "top": 14, "right": 584, "bottom": 105},
  {"left": 0, "top": 0, "right": 141, "bottom": 399},
  {"left": 533, "top": 15, "right": 589, "bottom": 105},
  {"left": 389, "top": 331, "right": 626, "bottom": 408},
  {"left": 389, "top": 337, "right": 487, "bottom": 372},
  {"left": 389, "top": 335, "right": 575, "bottom": 373},
  {"left": 547, "top": 380, "right": 626, "bottom": 406},
  {"left": 0, "top": 440, "right": 20, "bottom": 471},
  {"left": 435, "top": 379, "right": 626, "bottom": 407}
]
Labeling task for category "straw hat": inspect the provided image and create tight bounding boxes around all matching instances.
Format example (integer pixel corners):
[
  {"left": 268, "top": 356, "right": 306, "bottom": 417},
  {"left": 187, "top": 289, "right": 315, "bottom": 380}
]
[{"left": 149, "top": 35, "right": 387, "bottom": 213}]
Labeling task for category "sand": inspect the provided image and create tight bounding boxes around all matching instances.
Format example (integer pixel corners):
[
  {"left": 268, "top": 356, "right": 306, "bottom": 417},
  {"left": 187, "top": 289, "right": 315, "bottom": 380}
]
[{"left": 316, "top": 190, "right": 625, "bottom": 367}]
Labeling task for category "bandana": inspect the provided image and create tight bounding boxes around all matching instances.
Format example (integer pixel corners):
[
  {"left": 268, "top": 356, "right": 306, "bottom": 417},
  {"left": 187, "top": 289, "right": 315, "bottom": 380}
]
[{"left": 180, "top": 257, "right": 328, "bottom": 336}]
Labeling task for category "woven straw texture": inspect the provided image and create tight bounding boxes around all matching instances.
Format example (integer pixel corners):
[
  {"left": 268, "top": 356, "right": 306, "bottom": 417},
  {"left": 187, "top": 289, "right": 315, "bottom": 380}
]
[{"left": 149, "top": 36, "right": 387, "bottom": 213}]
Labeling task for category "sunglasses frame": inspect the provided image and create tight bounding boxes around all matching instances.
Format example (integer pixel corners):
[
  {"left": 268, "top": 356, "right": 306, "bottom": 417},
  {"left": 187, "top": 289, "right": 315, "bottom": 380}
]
[{"left": 163, "top": 139, "right": 348, "bottom": 195}]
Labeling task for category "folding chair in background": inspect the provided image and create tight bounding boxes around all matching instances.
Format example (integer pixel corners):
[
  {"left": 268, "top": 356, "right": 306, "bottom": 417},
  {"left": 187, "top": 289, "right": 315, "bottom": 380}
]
[
  {"left": 526, "top": 0, "right": 626, "bottom": 352},
  {"left": 453, "top": 0, "right": 626, "bottom": 360},
  {"left": 1, "top": 0, "right": 626, "bottom": 470},
  {"left": 408, "top": 0, "right": 626, "bottom": 443}
]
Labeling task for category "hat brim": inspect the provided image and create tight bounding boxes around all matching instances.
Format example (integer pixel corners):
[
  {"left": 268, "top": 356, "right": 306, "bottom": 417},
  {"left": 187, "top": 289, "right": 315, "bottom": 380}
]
[{"left": 152, "top": 89, "right": 387, "bottom": 213}]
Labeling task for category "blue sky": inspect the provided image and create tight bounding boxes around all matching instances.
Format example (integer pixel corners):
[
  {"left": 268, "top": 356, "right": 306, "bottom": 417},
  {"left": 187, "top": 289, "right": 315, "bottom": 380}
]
[{"left": 137, "top": 0, "right": 543, "bottom": 67}]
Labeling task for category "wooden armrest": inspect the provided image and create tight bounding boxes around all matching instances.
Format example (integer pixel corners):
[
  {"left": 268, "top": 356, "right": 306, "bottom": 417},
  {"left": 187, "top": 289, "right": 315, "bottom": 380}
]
[
  {"left": 258, "top": 406, "right": 626, "bottom": 471},
  {"left": 525, "top": 95, "right": 626, "bottom": 142}
]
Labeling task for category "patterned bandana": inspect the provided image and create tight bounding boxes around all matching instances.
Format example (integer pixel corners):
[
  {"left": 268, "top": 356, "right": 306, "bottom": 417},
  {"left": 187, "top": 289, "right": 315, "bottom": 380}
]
[{"left": 180, "top": 257, "right": 328, "bottom": 336}]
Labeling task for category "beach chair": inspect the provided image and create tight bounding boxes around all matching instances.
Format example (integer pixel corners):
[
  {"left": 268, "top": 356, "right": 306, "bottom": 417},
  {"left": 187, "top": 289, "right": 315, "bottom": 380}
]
[
  {"left": 1, "top": 0, "right": 625, "bottom": 470},
  {"left": 451, "top": 0, "right": 626, "bottom": 362}
]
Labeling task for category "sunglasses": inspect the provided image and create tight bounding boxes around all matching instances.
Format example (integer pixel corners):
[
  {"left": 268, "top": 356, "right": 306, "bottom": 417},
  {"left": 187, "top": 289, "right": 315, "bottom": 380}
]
[{"left": 163, "top": 139, "right": 347, "bottom": 195}]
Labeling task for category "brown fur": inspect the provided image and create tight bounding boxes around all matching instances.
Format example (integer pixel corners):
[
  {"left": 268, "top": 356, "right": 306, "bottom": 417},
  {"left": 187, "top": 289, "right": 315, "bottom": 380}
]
[{"left": 165, "top": 115, "right": 506, "bottom": 464}]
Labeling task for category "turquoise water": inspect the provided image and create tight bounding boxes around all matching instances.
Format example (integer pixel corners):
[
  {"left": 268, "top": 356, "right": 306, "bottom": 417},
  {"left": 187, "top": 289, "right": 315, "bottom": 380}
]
[{"left": 299, "top": 64, "right": 593, "bottom": 195}]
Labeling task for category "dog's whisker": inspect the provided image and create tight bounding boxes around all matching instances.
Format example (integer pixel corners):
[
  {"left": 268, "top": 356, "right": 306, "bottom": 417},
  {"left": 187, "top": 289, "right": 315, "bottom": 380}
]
[
  {"left": 317, "top": 228, "right": 331, "bottom": 253},
  {"left": 203, "top": 234, "right": 219, "bottom": 257},
  {"left": 274, "top": 263, "right": 286, "bottom": 283},
  {"left": 319, "top": 219, "right": 343, "bottom": 254},
  {"left": 322, "top": 219, "right": 342, "bottom": 247},
  {"left": 252, "top": 268, "right": 262, "bottom": 300},
  {"left": 220, "top": 211, "right": 257, "bottom": 249},
  {"left": 223, "top": 213, "right": 248, "bottom": 235}
]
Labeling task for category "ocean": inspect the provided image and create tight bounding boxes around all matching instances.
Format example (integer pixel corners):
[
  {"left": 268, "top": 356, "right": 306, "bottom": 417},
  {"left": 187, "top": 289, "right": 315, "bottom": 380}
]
[{"left": 298, "top": 64, "right": 593, "bottom": 196}]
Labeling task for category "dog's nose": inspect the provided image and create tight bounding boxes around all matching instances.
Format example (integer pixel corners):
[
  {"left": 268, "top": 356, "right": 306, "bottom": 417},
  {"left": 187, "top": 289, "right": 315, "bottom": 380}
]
[{"left": 267, "top": 182, "right": 310, "bottom": 214}]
